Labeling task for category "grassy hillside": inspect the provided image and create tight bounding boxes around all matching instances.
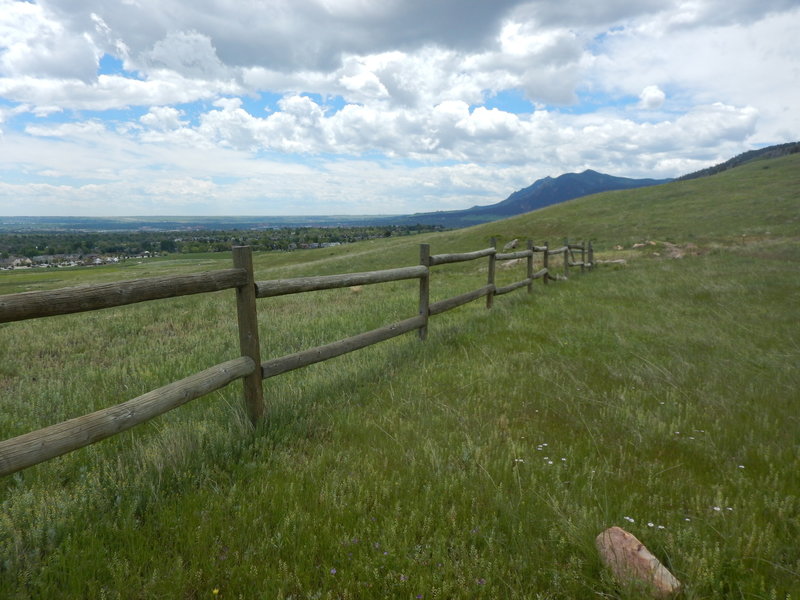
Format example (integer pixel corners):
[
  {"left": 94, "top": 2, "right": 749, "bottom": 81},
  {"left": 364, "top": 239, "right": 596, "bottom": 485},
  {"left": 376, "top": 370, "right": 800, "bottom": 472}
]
[{"left": 0, "top": 154, "right": 798, "bottom": 598}]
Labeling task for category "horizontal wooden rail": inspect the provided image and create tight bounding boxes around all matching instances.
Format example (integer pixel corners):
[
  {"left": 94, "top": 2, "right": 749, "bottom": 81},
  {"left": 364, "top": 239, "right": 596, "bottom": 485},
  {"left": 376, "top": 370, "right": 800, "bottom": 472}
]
[
  {"left": 0, "top": 268, "right": 247, "bottom": 324},
  {"left": 496, "top": 250, "right": 533, "bottom": 261},
  {"left": 429, "top": 247, "right": 495, "bottom": 266},
  {"left": 0, "top": 357, "right": 256, "bottom": 477},
  {"left": 261, "top": 315, "right": 426, "bottom": 378},
  {"left": 1, "top": 236, "right": 592, "bottom": 476},
  {"left": 255, "top": 265, "right": 427, "bottom": 298},
  {"left": 429, "top": 284, "right": 495, "bottom": 316},
  {"left": 496, "top": 279, "right": 531, "bottom": 296}
]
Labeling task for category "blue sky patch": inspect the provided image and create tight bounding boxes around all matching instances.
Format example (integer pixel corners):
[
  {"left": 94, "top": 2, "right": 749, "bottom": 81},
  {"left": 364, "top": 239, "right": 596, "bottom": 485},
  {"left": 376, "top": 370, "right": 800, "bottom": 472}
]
[
  {"left": 98, "top": 54, "right": 142, "bottom": 79},
  {"left": 480, "top": 89, "right": 534, "bottom": 114}
]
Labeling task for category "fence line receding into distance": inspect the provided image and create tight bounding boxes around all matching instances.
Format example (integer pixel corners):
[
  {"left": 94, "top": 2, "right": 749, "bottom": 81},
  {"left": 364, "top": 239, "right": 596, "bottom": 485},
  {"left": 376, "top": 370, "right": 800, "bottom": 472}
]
[{"left": 0, "top": 238, "right": 593, "bottom": 476}]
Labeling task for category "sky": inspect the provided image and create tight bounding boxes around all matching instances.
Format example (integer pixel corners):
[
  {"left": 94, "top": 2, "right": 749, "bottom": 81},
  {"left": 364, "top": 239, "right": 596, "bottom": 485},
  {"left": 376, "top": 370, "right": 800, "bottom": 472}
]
[{"left": 0, "top": 0, "right": 798, "bottom": 217}]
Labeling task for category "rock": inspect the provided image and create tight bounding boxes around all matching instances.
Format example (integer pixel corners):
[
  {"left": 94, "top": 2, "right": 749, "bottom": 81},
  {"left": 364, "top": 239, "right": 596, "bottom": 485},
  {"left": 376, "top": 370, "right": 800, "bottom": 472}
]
[
  {"left": 503, "top": 238, "right": 519, "bottom": 251},
  {"left": 499, "top": 258, "right": 522, "bottom": 269},
  {"left": 596, "top": 526, "right": 681, "bottom": 598}
]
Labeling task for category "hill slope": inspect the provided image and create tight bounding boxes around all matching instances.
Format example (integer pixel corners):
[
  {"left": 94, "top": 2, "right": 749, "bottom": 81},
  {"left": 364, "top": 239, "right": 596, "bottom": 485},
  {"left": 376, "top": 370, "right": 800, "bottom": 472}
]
[
  {"left": 678, "top": 140, "right": 800, "bottom": 181},
  {"left": 1, "top": 153, "right": 798, "bottom": 598},
  {"left": 463, "top": 151, "right": 800, "bottom": 251}
]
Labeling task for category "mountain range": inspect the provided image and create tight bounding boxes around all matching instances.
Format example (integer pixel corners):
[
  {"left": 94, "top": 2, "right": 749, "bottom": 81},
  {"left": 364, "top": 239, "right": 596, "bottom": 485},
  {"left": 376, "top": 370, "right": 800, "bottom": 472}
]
[
  {"left": 4, "top": 142, "right": 796, "bottom": 232},
  {"left": 383, "top": 141, "right": 799, "bottom": 228},
  {"left": 382, "top": 170, "right": 671, "bottom": 228}
]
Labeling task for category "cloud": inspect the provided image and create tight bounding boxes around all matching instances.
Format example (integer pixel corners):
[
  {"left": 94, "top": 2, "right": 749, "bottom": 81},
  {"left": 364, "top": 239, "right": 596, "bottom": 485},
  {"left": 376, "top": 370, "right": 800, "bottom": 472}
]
[
  {"left": 0, "top": 1, "right": 98, "bottom": 81},
  {"left": 142, "top": 30, "right": 229, "bottom": 80},
  {"left": 0, "top": 0, "right": 797, "bottom": 216},
  {"left": 140, "top": 106, "right": 186, "bottom": 130},
  {"left": 639, "top": 85, "right": 665, "bottom": 109}
]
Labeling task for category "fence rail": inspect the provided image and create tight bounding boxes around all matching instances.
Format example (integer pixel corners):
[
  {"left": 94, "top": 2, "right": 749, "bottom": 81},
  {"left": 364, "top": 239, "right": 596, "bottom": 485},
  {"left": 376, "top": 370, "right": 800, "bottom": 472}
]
[
  {"left": 0, "top": 269, "right": 247, "bottom": 323},
  {"left": 0, "top": 237, "right": 594, "bottom": 476}
]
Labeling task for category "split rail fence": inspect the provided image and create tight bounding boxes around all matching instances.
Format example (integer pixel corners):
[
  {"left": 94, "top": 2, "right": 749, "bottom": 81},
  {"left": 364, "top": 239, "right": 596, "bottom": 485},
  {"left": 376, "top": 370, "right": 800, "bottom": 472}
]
[{"left": 0, "top": 238, "right": 593, "bottom": 476}]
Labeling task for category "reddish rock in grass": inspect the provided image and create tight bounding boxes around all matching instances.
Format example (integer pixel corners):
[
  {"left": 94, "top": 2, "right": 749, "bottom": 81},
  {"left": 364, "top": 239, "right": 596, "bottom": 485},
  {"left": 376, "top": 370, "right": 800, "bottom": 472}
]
[{"left": 596, "top": 526, "right": 682, "bottom": 598}]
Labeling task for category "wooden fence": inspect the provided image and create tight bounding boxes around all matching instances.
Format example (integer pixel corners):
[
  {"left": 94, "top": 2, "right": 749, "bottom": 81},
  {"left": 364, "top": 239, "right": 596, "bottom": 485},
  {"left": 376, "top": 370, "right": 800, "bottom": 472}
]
[{"left": 0, "top": 238, "right": 593, "bottom": 476}]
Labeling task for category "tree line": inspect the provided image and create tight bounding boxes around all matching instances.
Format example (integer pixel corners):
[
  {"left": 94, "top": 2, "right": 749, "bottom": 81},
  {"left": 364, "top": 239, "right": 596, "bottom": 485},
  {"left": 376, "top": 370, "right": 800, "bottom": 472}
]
[{"left": 0, "top": 224, "right": 443, "bottom": 259}]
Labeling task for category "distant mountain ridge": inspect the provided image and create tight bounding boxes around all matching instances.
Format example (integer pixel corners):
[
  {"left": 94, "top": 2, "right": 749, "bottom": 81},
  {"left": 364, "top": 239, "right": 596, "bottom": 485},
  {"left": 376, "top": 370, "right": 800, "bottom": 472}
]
[{"left": 383, "top": 169, "right": 672, "bottom": 228}]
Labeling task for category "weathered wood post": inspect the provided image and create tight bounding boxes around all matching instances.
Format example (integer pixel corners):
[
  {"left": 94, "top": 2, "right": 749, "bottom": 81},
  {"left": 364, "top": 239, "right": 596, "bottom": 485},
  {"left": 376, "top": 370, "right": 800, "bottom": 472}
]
[
  {"left": 581, "top": 241, "right": 586, "bottom": 274},
  {"left": 418, "top": 243, "right": 430, "bottom": 341},
  {"left": 588, "top": 241, "right": 594, "bottom": 271},
  {"left": 526, "top": 239, "right": 534, "bottom": 294},
  {"left": 563, "top": 238, "right": 570, "bottom": 279},
  {"left": 543, "top": 241, "right": 549, "bottom": 285},
  {"left": 487, "top": 237, "right": 497, "bottom": 309},
  {"left": 232, "top": 246, "right": 265, "bottom": 424}
]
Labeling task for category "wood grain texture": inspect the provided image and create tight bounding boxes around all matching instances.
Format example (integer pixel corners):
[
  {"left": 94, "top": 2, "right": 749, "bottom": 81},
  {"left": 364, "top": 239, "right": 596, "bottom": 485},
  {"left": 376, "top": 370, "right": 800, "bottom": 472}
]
[
  {"left": 496, "top": 250, "right": 533, "bottom": 261},
  {"left": 429, "top": 247, "right": 495, "bottom": 266},
  {"left": 261, "top": 315, "right": 425, "bottom": 378},
  {"left": 232, "top": 246, "right": 265, "bottom": 423},
  {"left": 255, "top": 266, "right": 427, "bottom": 298},
  {"left": 429, "top": 285, "right": 494, "bottom": 316},
  {"left": 0, "top": 269, "right": 247, "bottom": 323},
  {"left": 0, "top": 357, "right": 255, "bottom": 477},
  {"left": 496, "top": 279, "right": 532, "bottom": 296}
]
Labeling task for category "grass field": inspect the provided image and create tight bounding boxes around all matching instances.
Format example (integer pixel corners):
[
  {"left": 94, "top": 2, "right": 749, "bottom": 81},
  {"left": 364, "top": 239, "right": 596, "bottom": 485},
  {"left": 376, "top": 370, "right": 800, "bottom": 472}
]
[{"left": 1, "top": 154, "right": 798, "bottom": 598}]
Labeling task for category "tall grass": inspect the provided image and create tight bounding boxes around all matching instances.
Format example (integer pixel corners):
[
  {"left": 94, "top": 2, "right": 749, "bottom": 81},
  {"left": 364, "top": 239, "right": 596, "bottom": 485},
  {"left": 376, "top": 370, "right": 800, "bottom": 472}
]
[{"left": 1, "top": 156, "right": 799, "bottom": 598}]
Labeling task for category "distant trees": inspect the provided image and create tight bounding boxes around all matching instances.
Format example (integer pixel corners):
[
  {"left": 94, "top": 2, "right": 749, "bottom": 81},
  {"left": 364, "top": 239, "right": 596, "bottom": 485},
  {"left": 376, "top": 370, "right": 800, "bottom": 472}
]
[{"left": 0, "top": 224, "right": 444, "bottom": 260}]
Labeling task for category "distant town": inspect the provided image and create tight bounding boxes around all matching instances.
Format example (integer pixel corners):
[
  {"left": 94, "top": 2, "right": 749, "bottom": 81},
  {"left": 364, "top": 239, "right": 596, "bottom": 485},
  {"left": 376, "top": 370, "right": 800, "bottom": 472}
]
[{"left": 0, "top": 223, "right": 444, "bottom": 271}]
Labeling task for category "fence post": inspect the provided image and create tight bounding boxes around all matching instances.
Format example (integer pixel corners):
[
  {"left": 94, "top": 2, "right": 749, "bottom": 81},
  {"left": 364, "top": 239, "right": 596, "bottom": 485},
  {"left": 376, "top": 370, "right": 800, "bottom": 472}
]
[
  {"left": 543, "top": 241, "right": 549, "bottom": 285},
  {"left": 563, "top": 238, "right": 569, "bottom": 279},
  {"left": 232, "top": 246, "right": 265, "bottom": 424},
  {"left": 526, "top": 239, "right": 534, "bottom": 294},
  {"left": 588, "top": 241, "right": 594, "bottom": 271},
  {"left": 581, "top": 241, "right": 586, "bottom": 274},
  {"left": 418, "top": 244, "right": 430, "bottom": 341},
  {"left": 487, "top": 237, "right": 497, "bottom": 309}
]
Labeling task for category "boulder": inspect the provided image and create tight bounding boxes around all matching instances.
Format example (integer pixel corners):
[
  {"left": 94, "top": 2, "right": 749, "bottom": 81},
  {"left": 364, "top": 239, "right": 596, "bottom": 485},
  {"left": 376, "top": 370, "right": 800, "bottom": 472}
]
[{"left": 596, "top": 526, "right": 681, "bottom": 598}]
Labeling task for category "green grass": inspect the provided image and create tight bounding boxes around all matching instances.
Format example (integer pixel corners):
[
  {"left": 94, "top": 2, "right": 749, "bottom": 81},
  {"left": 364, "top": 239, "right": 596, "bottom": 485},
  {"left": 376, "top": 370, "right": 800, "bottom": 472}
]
[{"left": 1, "top": 155, "right": 799, "bottom": 598}]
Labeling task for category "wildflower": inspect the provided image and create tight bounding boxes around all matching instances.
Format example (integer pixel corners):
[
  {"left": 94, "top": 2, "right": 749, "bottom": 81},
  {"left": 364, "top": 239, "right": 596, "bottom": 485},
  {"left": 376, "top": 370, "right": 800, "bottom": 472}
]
[
  {"left": 514, "top": 458, "right": 524, "bottom": 463},
  {"left": 476, "top": 578, "right": 486, "bottom": 585},
  {"left": 547, "top": 460, "right": 553, "bottom": 465},
  {"left": 623, "top": 516, "right": 635, "bottom": 523},
  {"left": 330, "top": 568, "right": 337, "bottom": 575},
  {"left": 738, "top": 465, "right": 745, "bottom": 469},
  {"left": 647, "top": 522, "right": 654, "bottom": 527},
  {"left": 212, "top": 589, "right": 219, "bottom": 596},
  {"left": 685, "top": 518, "right": 691, "bottom": 522},
  {"left": 713, "top": 506, "right": 721, "bottom": 512},
  {"left": 400, "top": 574, "right": 408, "bottom": 582}
]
